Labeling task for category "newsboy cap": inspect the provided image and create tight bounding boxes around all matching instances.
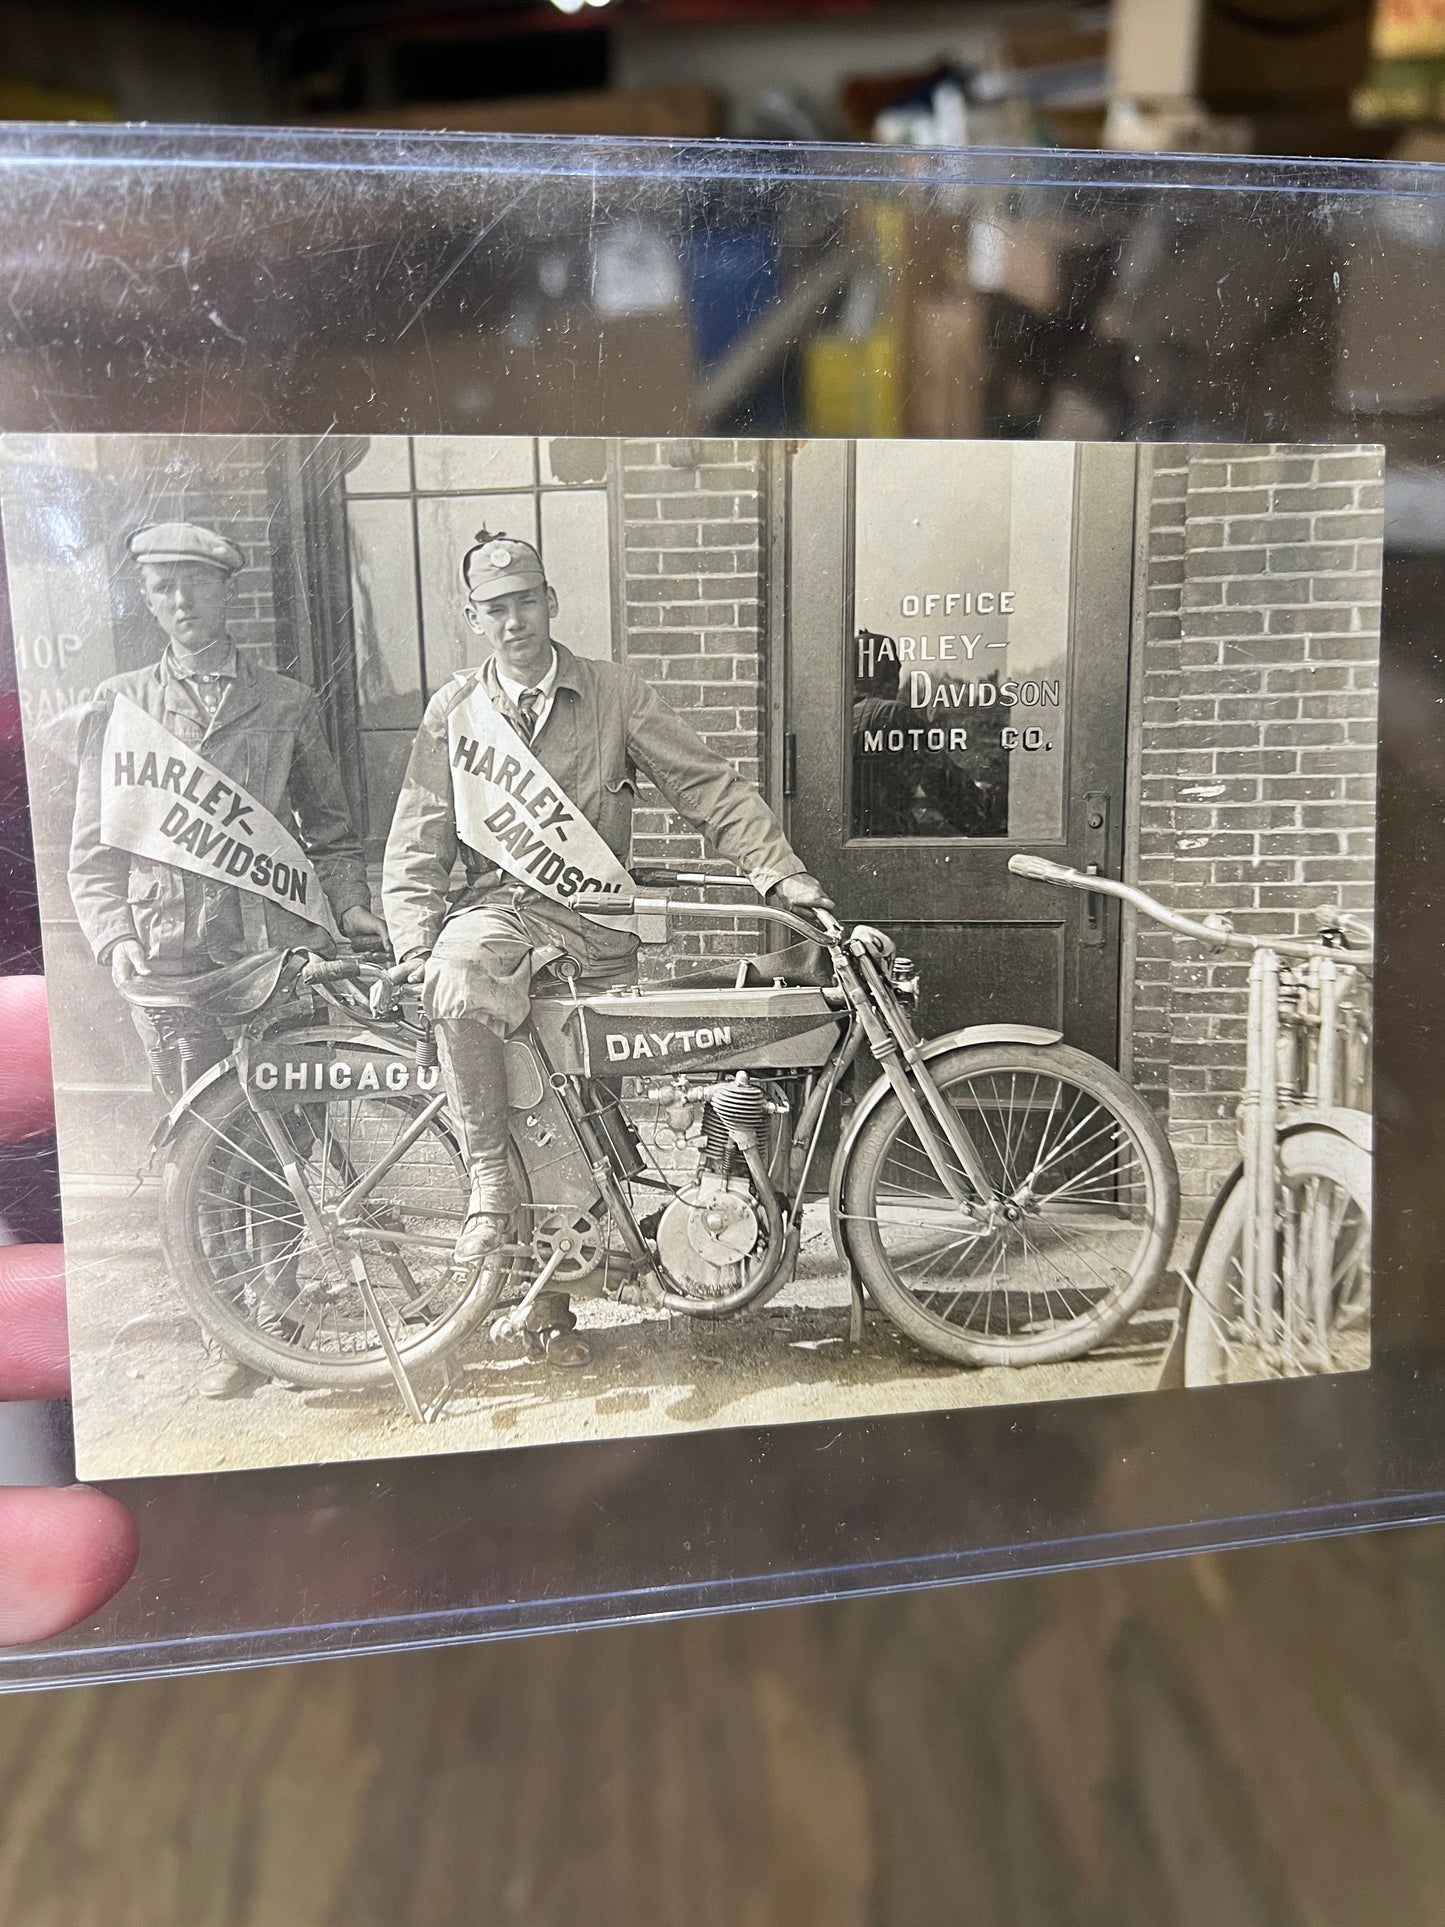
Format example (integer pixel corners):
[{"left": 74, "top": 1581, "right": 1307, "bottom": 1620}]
[
  {"left": 461, "top": 529, "right": 547, "bottom": 602},
  {"left": 127, "top": 522, "right": 245, "bottom": 574}
]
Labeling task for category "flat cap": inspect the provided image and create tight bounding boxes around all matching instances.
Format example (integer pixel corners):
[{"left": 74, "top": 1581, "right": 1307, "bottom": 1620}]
[
  {"left": 462, "top": 530, "right": 546, "bottom": 602},
  {"left": 128, "top": 522, "right": 244, "bottom": 574}
]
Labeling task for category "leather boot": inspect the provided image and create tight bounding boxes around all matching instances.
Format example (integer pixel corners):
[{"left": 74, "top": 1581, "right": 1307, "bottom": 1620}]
[
  {"left": 196, "top": 1333, "right": 266, "bottom": 1399},
  {"left": 522, "top": 1291, "right": 590, "bottom": 1368},
  {"left": 435, "top": 1018, "right": 517, "bottom": 1265}
]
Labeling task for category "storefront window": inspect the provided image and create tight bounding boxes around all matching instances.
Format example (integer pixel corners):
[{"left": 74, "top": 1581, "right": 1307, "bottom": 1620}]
[
  {"left": 342, "top": 436, "right": 616, "bottom": 855},
  {"left": 850, "top": 440, "right": 1074, "bottom": 842}
]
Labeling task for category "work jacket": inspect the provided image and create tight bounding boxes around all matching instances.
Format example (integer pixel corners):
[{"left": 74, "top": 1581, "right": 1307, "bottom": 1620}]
[
  {"left": 69, "top": 647, "right": 370, "bottom": 966},
  {"left": 382, "top": 642, "right": 804, "bottom": 961}
]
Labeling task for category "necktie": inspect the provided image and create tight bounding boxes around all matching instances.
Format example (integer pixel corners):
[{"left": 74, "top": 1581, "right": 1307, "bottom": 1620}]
[{"left": 515, "top": 687, "right": 542, "bottom": 743}]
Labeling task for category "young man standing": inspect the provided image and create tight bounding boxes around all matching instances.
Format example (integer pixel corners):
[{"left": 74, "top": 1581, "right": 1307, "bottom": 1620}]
[{"left": 69, "top": 520, "right": 387, "bottom": 1395}]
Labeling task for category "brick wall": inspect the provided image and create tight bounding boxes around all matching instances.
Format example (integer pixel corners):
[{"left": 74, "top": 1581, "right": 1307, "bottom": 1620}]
[
  {"left": 1131, "top": 444, "right": 1382, "bottom": 1226},
  {"left": 618, "top": 436, "right": 769, "bottom": 971}
]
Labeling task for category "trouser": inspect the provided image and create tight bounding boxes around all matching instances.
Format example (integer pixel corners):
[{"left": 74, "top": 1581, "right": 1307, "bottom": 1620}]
[
  {"left": 127, "top": 966, "right": 248, "bottom": 1376},
  {"left": 433, "top": 1018, "right": 516, "bottom": 1215},
  {"left": 424, "top": 894, "right": 637, "bottom": 1219},
  {"left": 129, "top": 1004, "right": 229, "bottom": 1106}
]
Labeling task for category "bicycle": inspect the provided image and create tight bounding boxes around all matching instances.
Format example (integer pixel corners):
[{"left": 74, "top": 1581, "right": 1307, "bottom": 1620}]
[{"left": 1010, "top": 854, "right": 1373, "bottom": 1388}]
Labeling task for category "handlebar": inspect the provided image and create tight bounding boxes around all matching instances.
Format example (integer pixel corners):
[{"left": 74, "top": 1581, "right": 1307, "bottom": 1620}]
[
  {"left": 1008, "top": 853, "right": 1374, "bottom": 969},
  {"left": 630, "top": 866, "right": 752, "bottom": 890},
  {"left": 580, "top": 893, "right": 842, "bottom": 947}
]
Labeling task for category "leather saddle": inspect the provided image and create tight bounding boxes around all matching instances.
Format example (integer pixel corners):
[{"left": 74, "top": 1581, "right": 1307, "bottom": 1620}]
[
  {"left": 113, "top": 949, "right": 297, "bottom": 1019},
  {"left": 668, "top": 938, "right": 835, "bottom": 993}
]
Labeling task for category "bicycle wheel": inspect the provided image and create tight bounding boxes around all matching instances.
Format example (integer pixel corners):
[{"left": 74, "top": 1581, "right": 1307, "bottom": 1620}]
[
  {"left": 843, "top": 1044, "right": 1179, "bottom": 1367},
  {"left": 159, "top": 1070, "right": 527, "bottom": 1389},
  {"left": 1183, "top": 1127, "right": 1371, "bottom": 1387}
]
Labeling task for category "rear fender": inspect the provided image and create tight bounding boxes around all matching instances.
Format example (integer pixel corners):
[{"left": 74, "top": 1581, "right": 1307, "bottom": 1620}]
[
  {"left": 147, "top": 1025, "right": 594, "bottom": 1208},
  {"left": 149, "top": 1056, "right": 236, "bottom": 1156},
  {"left": 827, "top": 1023, "right": 1065, "bottom": 1254}
]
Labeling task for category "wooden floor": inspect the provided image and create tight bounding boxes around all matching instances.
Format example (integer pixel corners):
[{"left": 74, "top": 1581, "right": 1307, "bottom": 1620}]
[{"left": 3, "top": 1523, "right": 1445, "bottom": 1925}]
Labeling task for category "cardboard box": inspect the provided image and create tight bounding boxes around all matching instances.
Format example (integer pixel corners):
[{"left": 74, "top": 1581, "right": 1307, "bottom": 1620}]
[
  {"left": 1337, "top": 231, "right": 1445, "bottom": 412},
  {"left": 966, "top": 213, "right": 1086, "bottom": 318},
  {"left": 1110, "top": 0, "right": 1374, "bottom": 108},
  {"left": 907, "top": 294, "right": 987, "bottom": 440}
]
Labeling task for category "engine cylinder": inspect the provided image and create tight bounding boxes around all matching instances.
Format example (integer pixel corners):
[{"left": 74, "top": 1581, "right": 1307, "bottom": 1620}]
[{"left": 701, "top": 1073, "right": 767, "bottom": 1170}]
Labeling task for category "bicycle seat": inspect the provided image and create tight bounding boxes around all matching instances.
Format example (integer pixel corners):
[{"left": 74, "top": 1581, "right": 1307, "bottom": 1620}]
[{"left": 115, "top": 949, "right": 297, "bottom": 1018}]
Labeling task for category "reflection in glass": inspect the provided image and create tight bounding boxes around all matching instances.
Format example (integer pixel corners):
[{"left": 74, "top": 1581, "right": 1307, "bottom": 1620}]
[
  {"left": 412, "top": 436, "right": 536, "bottom": 494},
  {"left": 541, "top": 488, "right": 612, "bottom": 662},
  {"left": 346, "top": 496, "right": 421, "bottom": 728},
  {"left": 851, "top": 441, "right": 1072, "bottom": 842}
]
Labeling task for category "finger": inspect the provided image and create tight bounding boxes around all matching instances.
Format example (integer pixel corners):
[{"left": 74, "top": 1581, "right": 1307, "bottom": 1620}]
[
  {"left": 0, "top": 1486, "right": 138, "bottom": 1645},
  {"left": 0, "top": 1244, "right": 68, "bottom": 1399},
  {"left": 0, "top": 979, "right": 54, "bottom": 1142}
]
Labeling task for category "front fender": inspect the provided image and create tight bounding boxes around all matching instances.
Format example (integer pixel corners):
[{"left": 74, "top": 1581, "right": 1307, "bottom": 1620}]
[{"left": 827, "top": 1022, "right": 1065, "bottom": 1255}]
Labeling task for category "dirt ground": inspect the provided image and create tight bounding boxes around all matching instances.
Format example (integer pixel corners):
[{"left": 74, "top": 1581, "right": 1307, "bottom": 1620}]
[{"left": 64, "top": 1191, "right": 1174, "bottom": 1479}]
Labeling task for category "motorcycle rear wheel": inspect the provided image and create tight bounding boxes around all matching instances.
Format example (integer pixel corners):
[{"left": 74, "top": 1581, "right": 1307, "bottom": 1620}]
[
  {"left": 160, "top": 1070, "right": 527, "bottom": 1390},
  {"left": 843, "top": 1044, "right": 1179, "bottom": 1367}
]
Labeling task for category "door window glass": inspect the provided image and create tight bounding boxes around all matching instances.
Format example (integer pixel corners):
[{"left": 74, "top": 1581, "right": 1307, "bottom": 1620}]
[{"left": 851, "top": 441, "right": 1073, "bottom": 841}]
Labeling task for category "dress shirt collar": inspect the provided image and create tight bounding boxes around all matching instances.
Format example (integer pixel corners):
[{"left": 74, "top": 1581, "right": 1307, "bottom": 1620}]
[
  {"left": 164, "top": 639, "right": 240, "bottom": 684},
  {"left": 494, "top": 645, "right": 558, "bottom": 710}
]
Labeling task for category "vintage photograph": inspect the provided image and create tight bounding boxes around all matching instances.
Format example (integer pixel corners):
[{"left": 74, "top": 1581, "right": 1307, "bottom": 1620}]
[{"left": 0, "top": 432, "right": 1380, "bottom": 1479}]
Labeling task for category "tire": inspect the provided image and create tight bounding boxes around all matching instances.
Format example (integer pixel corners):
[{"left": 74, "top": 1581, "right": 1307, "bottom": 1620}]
[
  {"left": 159, "top": 1070, "right": 528, "bottom": 1390},
  {"left": 842, "top": 1043, "right": 1180, "bottom": 1367},
  {"left": 1183, "top": 1128, "right": 1371, "bottom": 1387}
]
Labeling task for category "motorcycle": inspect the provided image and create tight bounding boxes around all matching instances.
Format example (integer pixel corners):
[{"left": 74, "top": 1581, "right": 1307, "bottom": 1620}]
[{"left": 128, "top": 872, "right": 1181, "bottom": 1421}]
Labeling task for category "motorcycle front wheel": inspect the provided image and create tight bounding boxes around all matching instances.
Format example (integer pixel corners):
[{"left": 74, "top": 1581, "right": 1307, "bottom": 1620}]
[
  {"left": 842, "top": 1044, "right": 1179, "bottom": 1367},
  {"left": 160, "top": 1071, "right": 528, "bottom": 1389}
]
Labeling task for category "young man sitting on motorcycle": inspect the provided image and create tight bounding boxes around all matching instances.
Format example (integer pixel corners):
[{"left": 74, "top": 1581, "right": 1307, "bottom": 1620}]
[{"left": 382, "top": 529, "right": 831, "bottom": 1365}]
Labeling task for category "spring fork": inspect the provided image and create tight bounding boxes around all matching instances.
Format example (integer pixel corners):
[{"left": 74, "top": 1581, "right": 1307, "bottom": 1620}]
[{"left": 847, "top": 947, "right": 997, "bottom": 1204}]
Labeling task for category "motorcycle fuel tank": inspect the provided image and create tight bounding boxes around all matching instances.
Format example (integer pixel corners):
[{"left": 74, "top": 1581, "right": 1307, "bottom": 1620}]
[{"left": 570, "top": 986, "right": 845, "bottom": 1077}]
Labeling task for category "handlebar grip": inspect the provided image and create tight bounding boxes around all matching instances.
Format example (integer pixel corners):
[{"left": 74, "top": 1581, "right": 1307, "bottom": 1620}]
[
  {"left": 1008, "top": 853, "right": 1085, "bottom": 888},
  {"left": 303, "top": 956, "right": 366, "bottom": 985}
]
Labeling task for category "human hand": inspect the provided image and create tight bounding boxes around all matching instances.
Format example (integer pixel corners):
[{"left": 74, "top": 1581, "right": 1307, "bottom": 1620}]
[
  {"left": 0, "top": 978, "right": 138, "bottom": 1645},
  {"left": 109, "top": 939, "right": 149, "bottom": 991},
  {"left": 768, "top": 872, "right": 836, "bottom": 913},
  {"left": 390, "top": 950, "right": 429, "bottom": 986},
  {"left": 340, "top": 905, "right": 390, "bottom": 953}
]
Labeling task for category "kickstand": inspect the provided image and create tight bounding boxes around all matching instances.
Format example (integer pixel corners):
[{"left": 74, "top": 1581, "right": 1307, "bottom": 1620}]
[
  {"left": 847, "top": 1265, "right": 866, "bottom": 1350},
  {"left": 423, "top": 1354, "right": 465, "bottom": 1424},
  {"left": 349, "top": 1253, "right": 428, "bottom": 1424}
]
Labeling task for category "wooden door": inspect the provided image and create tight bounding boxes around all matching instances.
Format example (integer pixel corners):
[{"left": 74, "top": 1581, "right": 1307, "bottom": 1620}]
[{"left": 784, "top": 439, "right": 1136, "bottom": 1065}]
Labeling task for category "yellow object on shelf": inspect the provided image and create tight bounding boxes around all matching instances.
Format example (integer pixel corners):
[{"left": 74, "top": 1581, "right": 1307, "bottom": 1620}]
[
  {"left": 802, "top": 328, "right": 903, "bottom": 440},
  {"left": 0, "top": 80, "right": 113, "bottom": 122}
]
